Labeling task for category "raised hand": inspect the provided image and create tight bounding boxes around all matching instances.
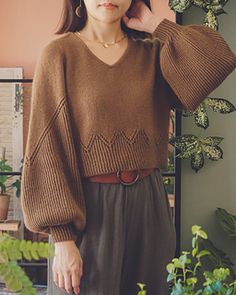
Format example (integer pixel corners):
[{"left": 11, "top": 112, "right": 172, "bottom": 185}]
[{"left": 122, "top": 0, "right": 164, "bottom": 33}]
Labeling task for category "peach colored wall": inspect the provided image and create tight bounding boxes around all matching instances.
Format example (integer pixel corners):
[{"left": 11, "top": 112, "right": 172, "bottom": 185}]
[
  {"left": 0, "top": 0, "right": 64, "bottom": 78},
  {"left": 0, "top": 0, "right": 175, "bottom": 78}
]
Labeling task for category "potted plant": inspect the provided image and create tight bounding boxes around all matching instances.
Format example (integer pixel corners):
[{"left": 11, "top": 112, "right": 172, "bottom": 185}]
[
  {"left": 0, "top": 159, "right": 13, "bottom": 220},
  {"left": 0, "top": 146, "right": 22, "bottom": 220},
  {"left": 135, "top": 221, "right": 236, "bottom": 294},
  {"left": 165, "top": 225, "right": 236, "bottom": 294}
]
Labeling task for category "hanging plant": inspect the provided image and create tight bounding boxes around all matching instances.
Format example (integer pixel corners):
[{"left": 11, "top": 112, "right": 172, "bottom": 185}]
[{"left": 167, "top": 0, "right": 235, "bottom": 172}]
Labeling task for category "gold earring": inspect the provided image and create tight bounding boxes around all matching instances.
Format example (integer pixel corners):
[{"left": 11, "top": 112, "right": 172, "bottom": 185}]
[{"left": 75, "top": 0, "right": 82, "bottom": 17}]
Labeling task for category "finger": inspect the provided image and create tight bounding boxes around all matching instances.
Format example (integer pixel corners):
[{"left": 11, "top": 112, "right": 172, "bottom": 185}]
[
  {"left": 71, "top": 271, "right": 81, "bottom": 291},
  {"left": 64, "top": 273, "right": 73, "bottom": 294},
  {"left": 72, "top": 260, "right": 83, "bottom": 294},
  {"left": 73, "top": 285, "right": 81, "bottom": 295},
  {"left": 53, "top": 271, "right": 59, "bottom": 286},
  {"left": 149, "top": 0, "right": 154, "bottom": 11},
  {"left": 58, "top": 273, "right": 65, "bottom": 289},
  {"left": 150, "top": 0, "right": 158, "bottom": 14}
]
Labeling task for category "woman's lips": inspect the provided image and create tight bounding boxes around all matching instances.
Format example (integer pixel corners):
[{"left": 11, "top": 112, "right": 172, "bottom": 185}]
[{"left": 99, "top": 3, "right": 117, "bottom": 9}]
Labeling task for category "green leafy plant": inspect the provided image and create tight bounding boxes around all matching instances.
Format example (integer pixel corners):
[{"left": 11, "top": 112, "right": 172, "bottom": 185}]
[
  {"left": 166, "top": 225, "right": 236, "bottom": 294},
  {"left": 216, "top": 208, "right": 236, "bottom": 239},
  {"left": 169, "top": 135, "right": 224, "bottom": 172},
  {"left": 169, "top": 0, "right": 231, "bottom": 30},
  {"left": 182, "top": 98, "right": 236, "bottom": 130},
  {"left": 136, "top": 283, "right": 147, "bottom": 295},
  {"left": 136, "top": 218, "right": 236, "bottom": 295},
  {"left": 167, "top": 0, "right": 235, "bottom": 172},
  {"left": 195, "top": 208, "right": 236, "bottom": 279},
  {"left": 0, "top": 159, "right": 21, "bottom": 198},
  {"left": 0, "top": 232, "right": 54, "bottom": 294},
  {"left": 199, "top": 238, "right": 235, "bottom": 279}
]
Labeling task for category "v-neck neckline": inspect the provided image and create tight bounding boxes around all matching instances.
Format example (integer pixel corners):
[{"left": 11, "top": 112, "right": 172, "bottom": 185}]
[{"left": 70, "top": 31, "right": 132, "bottom": 68}]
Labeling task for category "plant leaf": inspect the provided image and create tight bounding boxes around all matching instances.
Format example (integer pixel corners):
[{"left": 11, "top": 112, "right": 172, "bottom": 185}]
[
  {"left": 216, "top": 208, "right": 236, "bottom": 238},
  {"left": 169, "top": 135, "right": 199, "bottom": 159},
  {"left": 190, "top": 151, "right": 204, "bottom": 172},
  {"left": 206, "top": 97, "right": 236, "bottom": 114},
  {"left": 169, "top": 134, "right": 198, "bottom": 150},
  {"left": 202, "top": 145, "right": 223, "bottom": 161},
  {"left": 192, "top": 225, "right": 202, "bottom": 235},
  {"left": 192, "top": 0, "right": 208, "bottom": 9},
  {"left": 194, "top": 103, "right": 209, "bottom": 129},
  {"left": 169, "top": 0, "right": 193, "bottom": 13},
  {"left": 201, "top": 136, "right": 224, "bottom": 146},
  {"left": 197, "top": 250, "right": 211, "bottom": 259}
]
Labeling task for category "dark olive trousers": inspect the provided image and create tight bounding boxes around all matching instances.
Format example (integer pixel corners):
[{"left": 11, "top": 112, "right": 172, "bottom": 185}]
[{"left": 47, "top": 168, "right": 176, "bottom": 295}]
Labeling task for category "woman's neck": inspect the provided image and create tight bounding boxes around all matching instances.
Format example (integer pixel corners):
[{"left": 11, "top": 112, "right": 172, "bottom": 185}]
[{"left": 80, "top": 16, "right": 125, "bottom": 42}]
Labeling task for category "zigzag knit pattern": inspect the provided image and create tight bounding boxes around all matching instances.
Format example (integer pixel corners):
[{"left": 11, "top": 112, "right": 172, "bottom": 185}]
[{"left": 78, "top": 129, "right": 168, "bottom": 176}]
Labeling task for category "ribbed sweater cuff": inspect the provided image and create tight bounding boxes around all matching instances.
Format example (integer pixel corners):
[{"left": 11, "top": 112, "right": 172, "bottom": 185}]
[
  {"left": 50, "top": 223, "right": 77, "bottom": 243},
  {"left": 152, "top": 18, "right": 181, "bottom": 41}
]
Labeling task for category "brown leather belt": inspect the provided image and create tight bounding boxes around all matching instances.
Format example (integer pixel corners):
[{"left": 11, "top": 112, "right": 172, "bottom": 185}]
[{"left": 83, "top": 168, "right": 155, "bottom": 186}]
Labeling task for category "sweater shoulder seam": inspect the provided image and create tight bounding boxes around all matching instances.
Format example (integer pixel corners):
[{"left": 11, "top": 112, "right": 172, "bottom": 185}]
[{"left": 25, "top": 96, "right": 67, "bottom": 166}]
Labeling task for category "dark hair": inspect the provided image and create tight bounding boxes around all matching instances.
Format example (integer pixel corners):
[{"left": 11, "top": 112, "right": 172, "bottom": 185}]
[{"left": 55, "top": 0, "right": 152, "bottom": 40}]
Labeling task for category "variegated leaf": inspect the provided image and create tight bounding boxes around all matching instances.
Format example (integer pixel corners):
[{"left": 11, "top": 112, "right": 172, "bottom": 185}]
[
  {"left": 206, "top": 97, "right": 236, "bottom": 113},
  {"left": 191, "top": 152, "right": 204, "bottom": 172},
  {"left": 202, "top": 144, "right": 223, "bottom": 160},
  {"left": 208, "top": 0, "right": 226, "bottom": 15},
  {"left": 169, "top": 0, "right": 193, "bottom": 12},
  {"left": 176, "top": 148, "right": 196, "bottom": 159},
  {"left": 203, "top": 9, "right": 219, "bottom": 30},
  {"left": 169, "top": 134, "right": 198, "bottom": 152},
  {"left": 194, "top": 103, "right": 209, "bottom": 129},
  {"left": 192, "top": 0, "right": 207, "bottom": 9},
  {"left": 201, "top": 136, "right": 224, "bottom": 146}
]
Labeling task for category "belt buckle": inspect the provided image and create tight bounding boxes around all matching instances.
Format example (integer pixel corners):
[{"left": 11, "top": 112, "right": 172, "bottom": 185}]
[{"left": 116, "top": 169, "right": 140, "bottom": 186}]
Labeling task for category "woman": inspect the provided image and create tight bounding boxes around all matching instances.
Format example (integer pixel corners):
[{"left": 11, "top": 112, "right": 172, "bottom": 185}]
[{"left": 20, "top": 0, "right": 236, "bottom": 294}]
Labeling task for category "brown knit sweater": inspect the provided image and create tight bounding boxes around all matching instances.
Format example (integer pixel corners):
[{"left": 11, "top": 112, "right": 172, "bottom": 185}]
[{"left": 21, "top": 18, "right": 236, "bottom": 243}]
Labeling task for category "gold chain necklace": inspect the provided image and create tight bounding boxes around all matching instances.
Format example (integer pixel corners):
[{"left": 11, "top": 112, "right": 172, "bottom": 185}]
[{"left": 74, "top": 31, "right": 127, "bottom": 48}]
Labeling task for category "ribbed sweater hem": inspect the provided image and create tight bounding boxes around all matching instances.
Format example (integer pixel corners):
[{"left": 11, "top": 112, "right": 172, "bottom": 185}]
[{"left": 50, "top": 224, "right": 77, "bottom": 243}]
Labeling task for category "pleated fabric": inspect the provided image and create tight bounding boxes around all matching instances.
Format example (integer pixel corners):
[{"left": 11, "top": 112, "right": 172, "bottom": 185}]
[{"left": 47, "top": 168, "right": 176, "bottom": 295}]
